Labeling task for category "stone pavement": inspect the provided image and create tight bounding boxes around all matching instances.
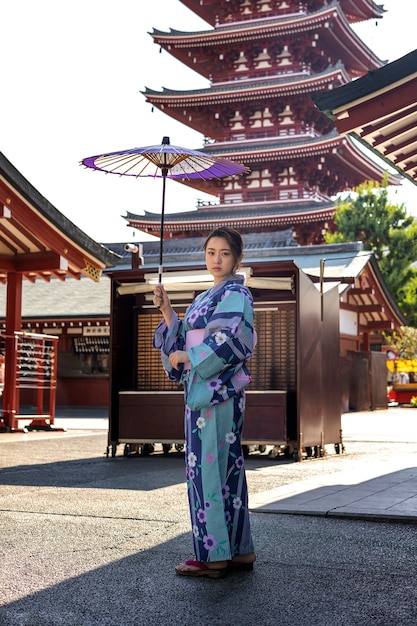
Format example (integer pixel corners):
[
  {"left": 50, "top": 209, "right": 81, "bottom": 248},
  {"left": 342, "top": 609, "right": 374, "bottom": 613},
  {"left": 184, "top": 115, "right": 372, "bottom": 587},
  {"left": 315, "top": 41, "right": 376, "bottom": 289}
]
[
  {"left": 250, "top": 462, "right": 417, "bottom": 522},
  {"left": 0, "top": 406, "right": 416, "bottom": 625},
  {"left": 2, "top": 405, "right": 417, "bottom": 525},
  {"left": 250, "top": 406, "right": 417, "bottom": 522}
]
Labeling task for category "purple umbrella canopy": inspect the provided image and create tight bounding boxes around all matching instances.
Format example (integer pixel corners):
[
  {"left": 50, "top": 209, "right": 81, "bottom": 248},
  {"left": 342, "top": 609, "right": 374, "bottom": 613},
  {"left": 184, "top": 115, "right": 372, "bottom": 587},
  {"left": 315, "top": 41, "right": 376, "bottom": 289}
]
[
  {"left": 81, "top": 136, "right": 249, "bottom": 281},
  {"left": 81, "top": 136, "right": 248, "bottom": 180}
]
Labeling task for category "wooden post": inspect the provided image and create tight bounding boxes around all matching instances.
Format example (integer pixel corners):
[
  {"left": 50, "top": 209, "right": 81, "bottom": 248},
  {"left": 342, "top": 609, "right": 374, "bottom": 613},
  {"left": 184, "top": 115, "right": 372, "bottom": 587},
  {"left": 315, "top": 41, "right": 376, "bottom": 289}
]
[{"left": 2, "top": 272, "right": 23, "bottom": 430}]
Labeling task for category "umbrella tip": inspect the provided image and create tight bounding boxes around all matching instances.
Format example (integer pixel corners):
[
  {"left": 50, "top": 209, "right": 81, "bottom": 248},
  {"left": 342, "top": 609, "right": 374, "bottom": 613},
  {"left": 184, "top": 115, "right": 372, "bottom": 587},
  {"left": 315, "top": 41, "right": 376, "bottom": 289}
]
[{"left": 162, "top": 136, "right": 170, "bottom": 145}]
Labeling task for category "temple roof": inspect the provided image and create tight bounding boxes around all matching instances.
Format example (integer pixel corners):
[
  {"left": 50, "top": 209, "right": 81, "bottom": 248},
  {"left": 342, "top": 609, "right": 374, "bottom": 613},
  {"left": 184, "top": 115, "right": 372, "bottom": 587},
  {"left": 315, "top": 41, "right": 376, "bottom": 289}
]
[
  {"left": 135, "top": 230, "right": 298, "bottom": 267},
  {"left": 178, "top": 0, "right": 385, "bottom": 27},
  {"left": 313, "top": 49, "right": 417, "bottom": 186},
  {"left": 111, "top": 236, "right": 406, "bottom": 329},
  {"left": 124, "top": 200, "right": 336, "bottom": 236},
  {"left": 151, "top": 2, "right": 384, "bottom": 77},
  {"left": 198, "top": 130, "right": 398, "bottom": 166},
  {"left": 143, "top": 64, "right": 350, "bottom": 102},
  {"left": 0, "top": 152, "right": 119, "bottom": 283},
  {"left": 112, "top": 234, "right": 362, "bottom": 271},
  {"left": 126, "top": 200, "right": 335, "bottom": 223},
  {"left": 180, "top": 132, "right": 399, "bottom": 184},
  {"left": 124, "top": 201, "right": 334, "bottom": 224},
  {"left": 0, "top": 275, "right": 111, "bottom": 319},
  {"left": 123, "top": 132, "right": 399, "bottom": 232},
  {"left": 0, "top": 236, "right": 404, "bottom": 331}
]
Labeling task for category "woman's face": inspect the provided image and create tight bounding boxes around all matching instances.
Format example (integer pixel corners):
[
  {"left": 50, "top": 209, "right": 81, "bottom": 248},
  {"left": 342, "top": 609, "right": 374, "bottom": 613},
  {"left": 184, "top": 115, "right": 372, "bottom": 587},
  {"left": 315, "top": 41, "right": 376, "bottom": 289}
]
[{"left": 205, "top": 236, "right": 240, "bottom": 284}]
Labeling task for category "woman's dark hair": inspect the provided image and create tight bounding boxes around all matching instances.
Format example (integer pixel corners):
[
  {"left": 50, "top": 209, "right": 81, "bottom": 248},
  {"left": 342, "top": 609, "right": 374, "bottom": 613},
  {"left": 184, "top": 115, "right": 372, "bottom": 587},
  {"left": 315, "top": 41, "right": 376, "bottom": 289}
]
[{"left": 204, "top": 226, "right": 243, "bottom": 271}]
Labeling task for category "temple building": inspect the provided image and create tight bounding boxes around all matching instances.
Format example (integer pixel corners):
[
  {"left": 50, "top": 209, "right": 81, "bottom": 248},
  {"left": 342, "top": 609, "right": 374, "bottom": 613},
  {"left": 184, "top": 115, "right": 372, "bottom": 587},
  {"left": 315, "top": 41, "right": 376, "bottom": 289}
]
[
  {"left": 0, "top": 152, "right": 118, "bottom": 430},
  {"left": 127, "top": 0, "right": 397, "bottom": 244}
]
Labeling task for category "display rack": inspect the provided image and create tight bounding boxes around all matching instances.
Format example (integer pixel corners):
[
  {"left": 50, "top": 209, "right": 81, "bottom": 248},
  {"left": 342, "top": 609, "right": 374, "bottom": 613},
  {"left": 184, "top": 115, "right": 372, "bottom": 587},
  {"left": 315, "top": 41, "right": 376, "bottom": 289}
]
[{"left": 1, "top": 331, "right": 59, "bottom": 431}]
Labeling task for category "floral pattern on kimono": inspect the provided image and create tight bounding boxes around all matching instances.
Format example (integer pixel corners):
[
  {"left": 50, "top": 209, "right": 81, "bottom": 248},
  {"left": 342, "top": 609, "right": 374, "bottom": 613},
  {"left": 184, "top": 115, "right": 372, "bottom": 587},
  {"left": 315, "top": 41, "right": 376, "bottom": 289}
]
[{"left": 153, "top": 275, "right": 255, "bottom": 562}]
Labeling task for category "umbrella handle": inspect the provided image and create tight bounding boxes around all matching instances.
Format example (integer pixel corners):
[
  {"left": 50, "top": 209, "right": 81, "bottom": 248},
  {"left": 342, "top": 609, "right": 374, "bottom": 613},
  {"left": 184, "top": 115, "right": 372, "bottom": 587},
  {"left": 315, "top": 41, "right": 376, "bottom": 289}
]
[
  {"left": 156, "top": 276, "right": 162, "bottom": 309},
  {"left": 158, "top": 168, "right": 168, "bottom": 284}
]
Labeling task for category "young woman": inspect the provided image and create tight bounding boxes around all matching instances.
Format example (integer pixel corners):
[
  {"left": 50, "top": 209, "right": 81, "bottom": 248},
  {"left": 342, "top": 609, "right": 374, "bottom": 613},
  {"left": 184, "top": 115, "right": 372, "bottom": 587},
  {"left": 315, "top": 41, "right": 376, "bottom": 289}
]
[{"left": 153, "top": 226, "right": 256, "bottom": 578}]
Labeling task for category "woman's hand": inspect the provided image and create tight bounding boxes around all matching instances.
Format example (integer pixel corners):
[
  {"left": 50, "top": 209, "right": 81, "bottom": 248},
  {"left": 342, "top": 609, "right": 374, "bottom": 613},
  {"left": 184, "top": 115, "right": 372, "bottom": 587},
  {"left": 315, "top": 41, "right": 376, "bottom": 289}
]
[
  {"left": 153, "top": 284, "right": 173, "bottom": 326},
  {"left": 169, "top": 350, "right": 190, "bottom": 370},
  {"left": 153, "top": 285, "right": 170, "bottom": 312}
]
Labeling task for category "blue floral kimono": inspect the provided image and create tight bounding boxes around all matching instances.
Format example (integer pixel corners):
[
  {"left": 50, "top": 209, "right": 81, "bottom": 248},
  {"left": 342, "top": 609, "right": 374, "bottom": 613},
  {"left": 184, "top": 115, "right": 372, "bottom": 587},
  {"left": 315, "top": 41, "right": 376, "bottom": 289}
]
[{"left": 154, "top": 275, "right": 255, "bottom": 562}]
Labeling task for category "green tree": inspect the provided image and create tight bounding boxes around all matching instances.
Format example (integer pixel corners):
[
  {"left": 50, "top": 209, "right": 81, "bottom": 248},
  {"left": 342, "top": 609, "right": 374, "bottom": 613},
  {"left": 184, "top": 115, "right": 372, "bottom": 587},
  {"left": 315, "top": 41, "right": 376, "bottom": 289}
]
[
  {"left": 385, "top": 326, "right": 417, "bottom": 359},
  {"left": 325, "top": 176, "right": 417, "bottom": 326}
]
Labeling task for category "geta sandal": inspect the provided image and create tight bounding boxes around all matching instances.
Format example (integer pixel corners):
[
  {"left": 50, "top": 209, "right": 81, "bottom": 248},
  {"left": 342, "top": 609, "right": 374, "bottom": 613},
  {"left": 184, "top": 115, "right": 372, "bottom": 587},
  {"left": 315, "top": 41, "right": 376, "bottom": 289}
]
[{"left": 175, "top": 559, "right": 227, "bottom": 579}]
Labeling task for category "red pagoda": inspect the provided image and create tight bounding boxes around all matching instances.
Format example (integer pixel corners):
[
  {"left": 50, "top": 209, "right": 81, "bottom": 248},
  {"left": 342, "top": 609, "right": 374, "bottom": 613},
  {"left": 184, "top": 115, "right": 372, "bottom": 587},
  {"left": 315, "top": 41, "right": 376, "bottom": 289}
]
[{"left": 128, "top": 0, "right": 395, "bottom": 244}]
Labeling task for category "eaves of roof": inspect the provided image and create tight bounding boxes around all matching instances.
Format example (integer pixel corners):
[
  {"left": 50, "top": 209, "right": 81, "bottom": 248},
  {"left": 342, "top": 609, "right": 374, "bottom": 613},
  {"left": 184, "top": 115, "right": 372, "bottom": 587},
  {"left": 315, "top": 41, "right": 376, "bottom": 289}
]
[
  {"left": 151, "top": 1, "right": 380, "bottom": 64},
  {"left": 150, "top": 1, "right": 383, "bottom": 77},
  {"left": 133, "top": 235, "right": 362, "bottom": 266},
  {"left": 125, "top": 200, "right": 335, "bottom": 224},
  {"left": 178, "top": 0, "right": 385, "bottom": 28},
  {"left": 313, "top": 49, "right": 417, "bottom": 186},
  {"left": 142, "top": 64, "right": 349, "bottom": 100},
  {"left": 0, "top": 152, "right": 119, "bottom": 269},
  {"left": 314, "top": 49, "right": 417, "bottom": 114},
  {"left": 187, "top": 133, "right": 400, "bottom": 184},
  {"left": 365, "top": 255, "right": 407, "bottom": 325},
  {"left": 188, "top": 131, "right": 356, "bottom": 161}
]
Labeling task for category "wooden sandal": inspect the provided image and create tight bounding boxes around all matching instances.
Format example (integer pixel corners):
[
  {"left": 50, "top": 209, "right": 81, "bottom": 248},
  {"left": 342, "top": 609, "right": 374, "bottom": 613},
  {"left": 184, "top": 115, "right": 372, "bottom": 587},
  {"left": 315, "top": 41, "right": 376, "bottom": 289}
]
[{"left": 175, "top": 559, "right": 227, "bottom": 579}]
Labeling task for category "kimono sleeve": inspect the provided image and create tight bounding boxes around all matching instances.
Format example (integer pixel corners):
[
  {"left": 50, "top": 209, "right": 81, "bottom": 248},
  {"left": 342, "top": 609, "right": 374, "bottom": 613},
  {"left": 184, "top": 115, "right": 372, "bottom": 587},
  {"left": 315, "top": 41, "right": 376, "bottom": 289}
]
[
  {"left": 187, "top": 286, "right": 254, "bottom": 381},
  {"left": 153, "top": 311, "right": 186, "bottom": 382}
]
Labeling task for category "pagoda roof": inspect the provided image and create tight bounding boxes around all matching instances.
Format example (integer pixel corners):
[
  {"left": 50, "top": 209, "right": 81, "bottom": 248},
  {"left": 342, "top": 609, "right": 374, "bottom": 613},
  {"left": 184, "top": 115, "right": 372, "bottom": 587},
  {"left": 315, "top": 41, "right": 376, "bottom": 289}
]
[
  {"left": 143, "top": 64, "right": 350, "bottom": 104},
  {"left": 191, "top": 132, "right": 399, "bottom": 183},
  {"left": 124, "top": 199, "right": 336, "bottom": 235},
  {"left": 178, "top": 1, "right": 385, "bottom": 28},
  {"left": 151, "top": 2, "right": 384, "bottom": 77},
  {"left": 313, "top": 49, "right": 417, "bottom": 186},
  {"left": 114, "top": 132, "right": 397, "bottom": 210}
]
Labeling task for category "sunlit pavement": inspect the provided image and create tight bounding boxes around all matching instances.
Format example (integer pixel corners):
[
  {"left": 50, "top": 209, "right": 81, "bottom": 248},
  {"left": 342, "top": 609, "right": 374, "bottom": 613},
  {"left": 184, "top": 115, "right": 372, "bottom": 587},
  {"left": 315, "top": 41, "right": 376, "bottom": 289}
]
[{"left": 0, "top": 406, "right": 416, "bottom": 625}]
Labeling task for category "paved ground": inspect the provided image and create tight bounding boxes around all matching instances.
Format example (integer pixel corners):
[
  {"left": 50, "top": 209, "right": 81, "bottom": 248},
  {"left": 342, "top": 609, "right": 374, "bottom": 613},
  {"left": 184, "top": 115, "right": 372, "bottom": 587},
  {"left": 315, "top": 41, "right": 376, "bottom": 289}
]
[
  {"left": 250, "top": 407, "right": 417, "bottom": 522},
  {"left": 0, "top": 407, "right": 416, "bottom": 625}
]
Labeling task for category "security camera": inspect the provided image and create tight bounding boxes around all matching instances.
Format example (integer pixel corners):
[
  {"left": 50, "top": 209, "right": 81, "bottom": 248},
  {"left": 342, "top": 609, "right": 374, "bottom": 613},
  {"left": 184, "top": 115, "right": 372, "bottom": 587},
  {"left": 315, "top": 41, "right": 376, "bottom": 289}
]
[
  {"left": 124, "top": 243, "right": 139, "bottom": 253},
  {"left": 124, "top": 243, "right": 144, "bottom": 268}
]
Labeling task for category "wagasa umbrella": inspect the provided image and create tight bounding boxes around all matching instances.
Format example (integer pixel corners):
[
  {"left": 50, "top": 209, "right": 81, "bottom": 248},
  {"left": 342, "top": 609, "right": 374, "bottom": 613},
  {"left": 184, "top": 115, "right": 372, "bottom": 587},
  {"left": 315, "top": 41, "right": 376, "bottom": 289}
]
[{"left": 81, "top": 136, "right": 248, "bottom": 282}]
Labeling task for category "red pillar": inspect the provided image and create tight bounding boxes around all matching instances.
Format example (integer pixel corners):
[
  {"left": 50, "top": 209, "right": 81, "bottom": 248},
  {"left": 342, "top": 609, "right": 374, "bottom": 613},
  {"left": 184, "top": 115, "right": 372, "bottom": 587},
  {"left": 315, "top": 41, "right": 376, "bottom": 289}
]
[{"left": 1, "top": 272, "right": 23, "bottom": 430}]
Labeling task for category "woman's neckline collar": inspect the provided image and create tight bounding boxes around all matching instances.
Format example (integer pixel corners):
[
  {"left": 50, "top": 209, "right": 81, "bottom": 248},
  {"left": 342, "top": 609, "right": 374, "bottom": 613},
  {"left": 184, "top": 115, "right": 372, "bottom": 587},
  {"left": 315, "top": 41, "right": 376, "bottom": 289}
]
[{"left": 212, "top": 274, "right": 244, "bottom": 288}]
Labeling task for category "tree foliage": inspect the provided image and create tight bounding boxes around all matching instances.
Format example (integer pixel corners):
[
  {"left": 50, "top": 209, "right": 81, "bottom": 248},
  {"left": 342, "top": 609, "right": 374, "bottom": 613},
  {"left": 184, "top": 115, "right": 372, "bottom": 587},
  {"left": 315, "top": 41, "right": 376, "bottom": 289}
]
[
  {"left": 385, "top": 326, "right": 417, "bottom": 359},
  {"left": 325, "top": 176, "right": 417, "bottom": 326}
]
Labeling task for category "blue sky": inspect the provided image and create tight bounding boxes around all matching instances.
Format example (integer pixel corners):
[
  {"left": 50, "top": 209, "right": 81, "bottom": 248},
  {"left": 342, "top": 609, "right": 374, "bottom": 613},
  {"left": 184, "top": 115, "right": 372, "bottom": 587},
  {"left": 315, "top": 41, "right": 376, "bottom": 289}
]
[{"left": 2, "top": 0, "right": 416, "bottom": 243}]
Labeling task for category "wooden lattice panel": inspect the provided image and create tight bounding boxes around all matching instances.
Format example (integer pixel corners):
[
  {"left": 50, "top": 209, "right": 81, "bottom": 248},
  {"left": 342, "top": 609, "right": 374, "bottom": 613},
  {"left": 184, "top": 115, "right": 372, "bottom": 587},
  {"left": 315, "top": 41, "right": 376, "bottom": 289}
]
[
  {"left": 135, "top": 307, "right": 295, "bottom": 392},
  {"left": 251, "top": 307, "right": 296, "bottom": 391},
  {"left": 136, "top": 313, "right": 182, "bottom": 391}
]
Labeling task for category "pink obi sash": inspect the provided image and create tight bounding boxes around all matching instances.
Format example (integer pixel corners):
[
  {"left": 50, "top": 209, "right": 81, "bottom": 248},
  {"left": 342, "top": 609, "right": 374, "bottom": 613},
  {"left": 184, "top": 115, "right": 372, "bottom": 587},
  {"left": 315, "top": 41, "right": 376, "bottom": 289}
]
[{"left": 184, "top": 329, "right": 205, "bottom": 370}]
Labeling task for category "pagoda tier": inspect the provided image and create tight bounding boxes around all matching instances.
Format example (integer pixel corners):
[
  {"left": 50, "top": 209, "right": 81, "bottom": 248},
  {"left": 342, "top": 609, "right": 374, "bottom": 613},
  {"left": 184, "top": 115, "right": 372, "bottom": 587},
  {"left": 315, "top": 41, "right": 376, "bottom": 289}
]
[
  {"left": 125, "top": 133, "right": 397, "bottom": 245},
  {"left": 140, "top": 0, "right": 392, "bottom": 242},
  {"left": 151, "top": 3, "right": 383, "bottom": 82},
  {"left": 179, "top": 0, "right": 384, "bottom": 27},
  {"left": 143, "top": 65, "right": 350, "bottom": 141},
  {"left": 181, "top": 131, "right": 399, "bottom": 196},
  {"left": 124, "top": 199, "right": 335, "bottom": 245}
]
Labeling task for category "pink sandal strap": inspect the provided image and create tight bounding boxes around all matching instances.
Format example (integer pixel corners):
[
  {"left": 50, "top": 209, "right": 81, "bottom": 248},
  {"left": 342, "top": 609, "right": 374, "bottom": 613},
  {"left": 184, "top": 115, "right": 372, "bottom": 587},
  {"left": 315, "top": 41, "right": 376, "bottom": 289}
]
[{"left": 184, "top": 559, "right": 209, "bottom": 570}]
